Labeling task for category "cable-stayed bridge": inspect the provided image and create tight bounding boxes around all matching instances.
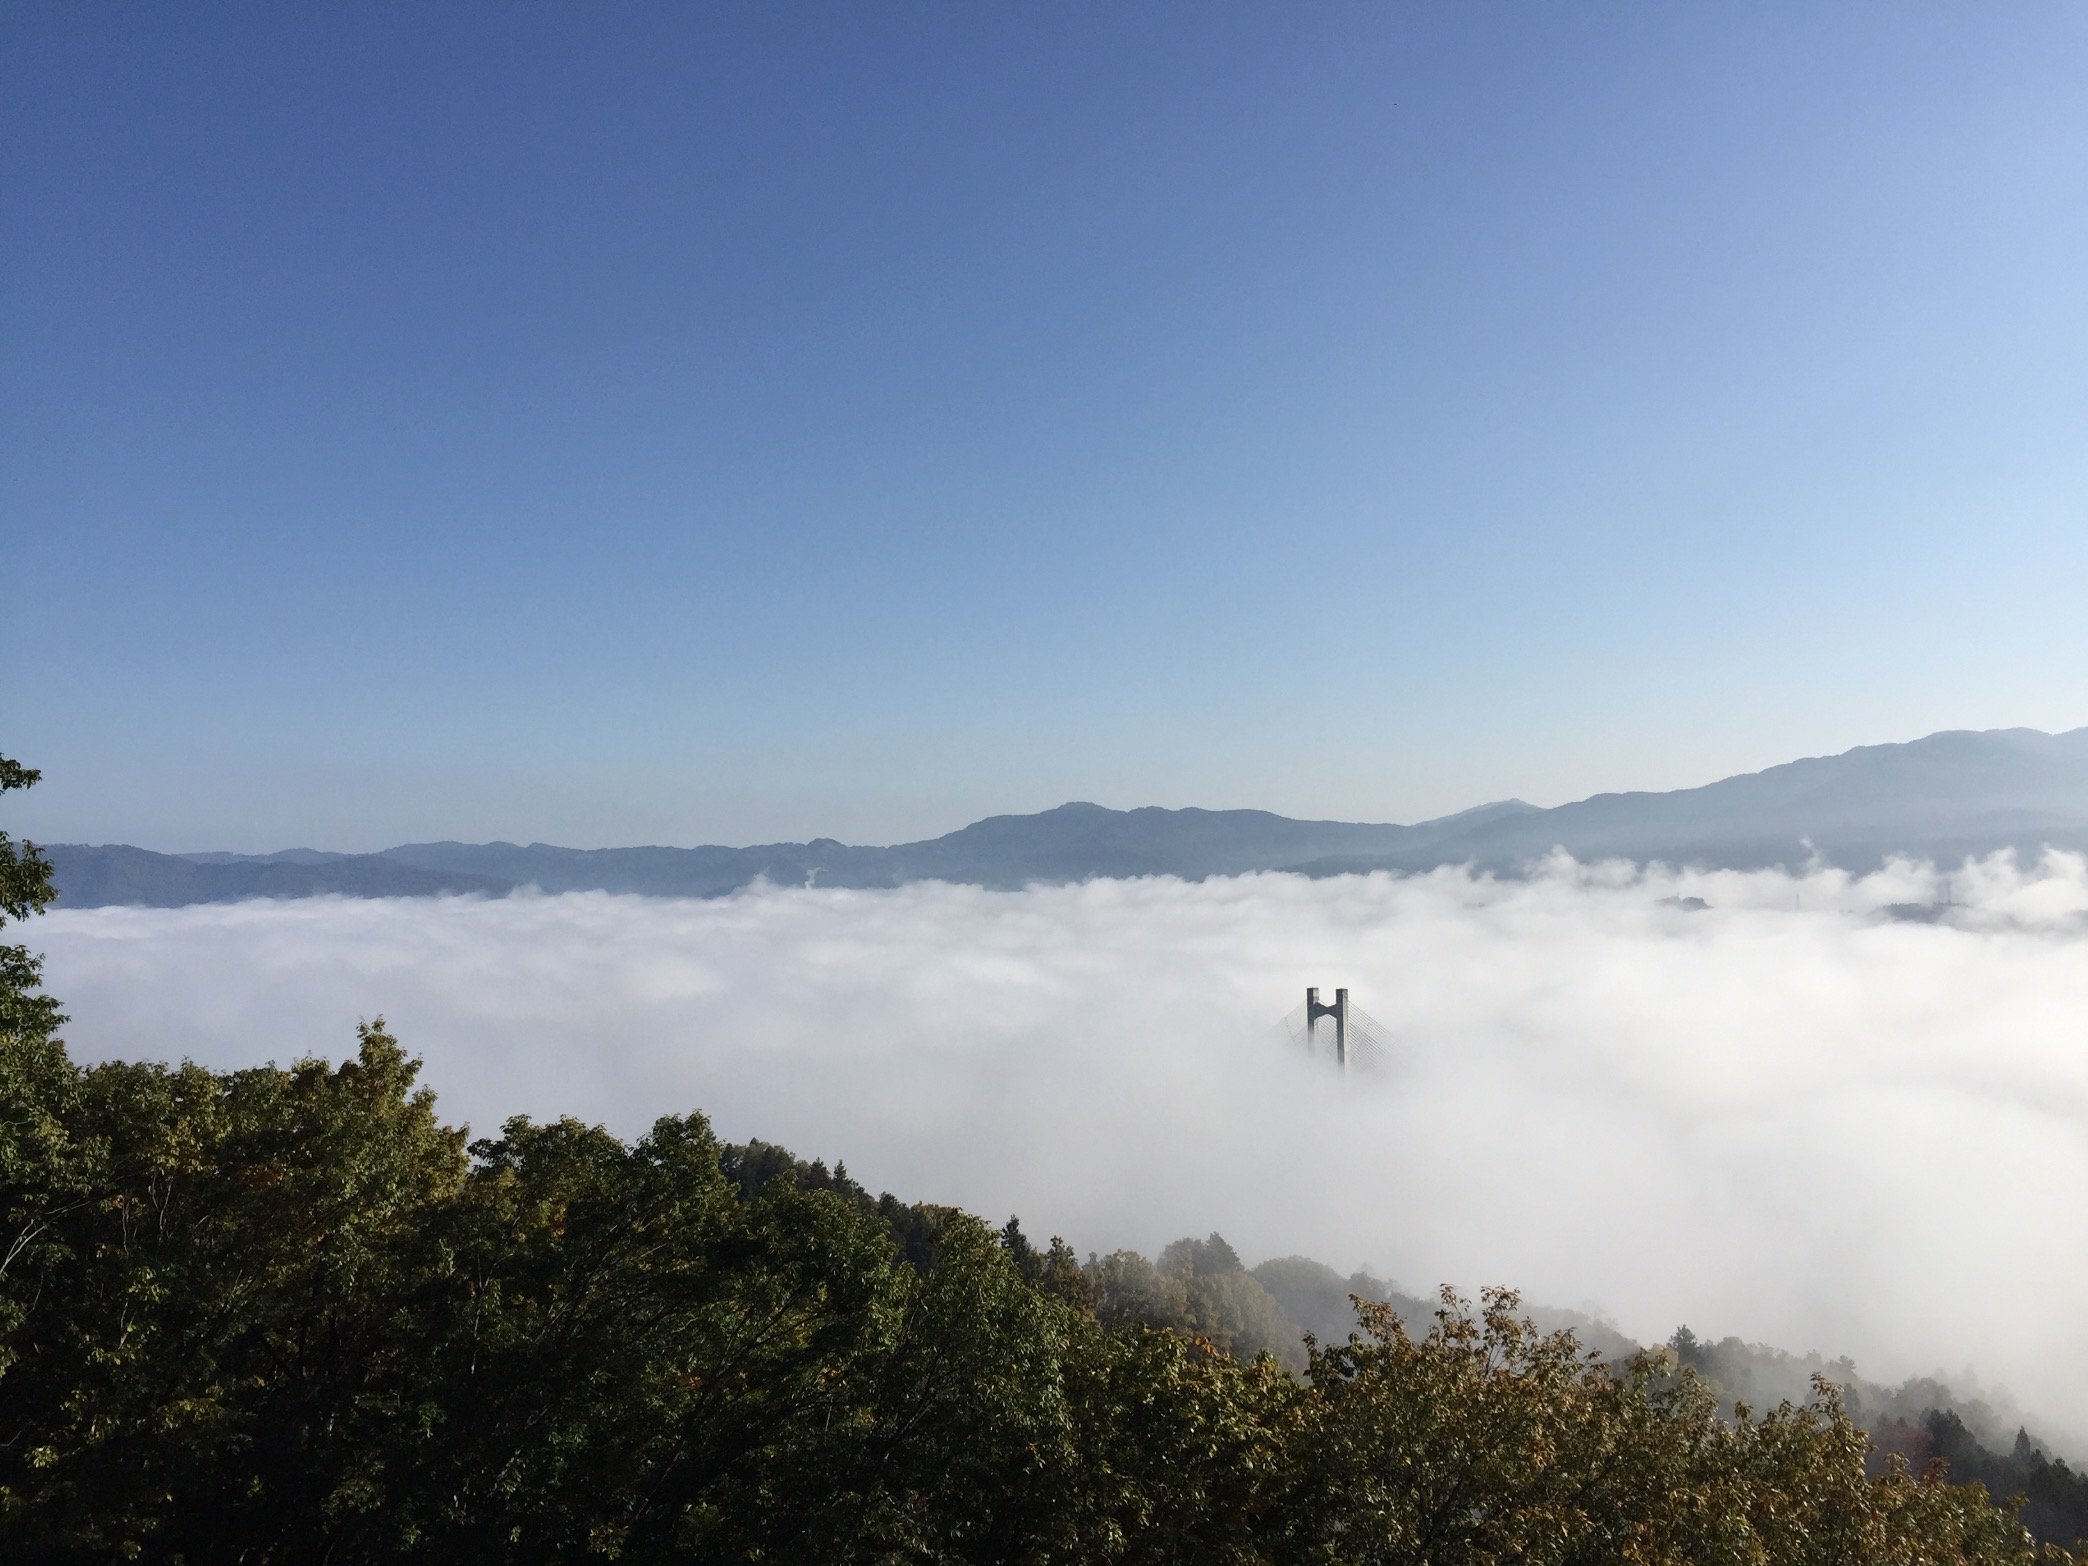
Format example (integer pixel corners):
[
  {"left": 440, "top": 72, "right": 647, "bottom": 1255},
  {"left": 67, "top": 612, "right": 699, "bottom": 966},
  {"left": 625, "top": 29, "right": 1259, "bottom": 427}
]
[{"left": 1276, "top": 987, "right": 1394, "bottom": 1073}]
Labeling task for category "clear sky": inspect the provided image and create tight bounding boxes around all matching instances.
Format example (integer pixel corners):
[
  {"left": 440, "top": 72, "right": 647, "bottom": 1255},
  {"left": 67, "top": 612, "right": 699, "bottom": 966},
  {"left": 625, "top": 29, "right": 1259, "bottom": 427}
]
[{"left": 7, "top": 3, "right": 2087, "bottom": 851}]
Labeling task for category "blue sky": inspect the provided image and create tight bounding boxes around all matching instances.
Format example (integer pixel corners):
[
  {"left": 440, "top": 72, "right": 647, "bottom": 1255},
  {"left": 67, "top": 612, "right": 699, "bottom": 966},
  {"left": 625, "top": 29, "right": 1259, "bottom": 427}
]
[{"left": 8, "top": 3, "right": 2087, "bottom": 850}]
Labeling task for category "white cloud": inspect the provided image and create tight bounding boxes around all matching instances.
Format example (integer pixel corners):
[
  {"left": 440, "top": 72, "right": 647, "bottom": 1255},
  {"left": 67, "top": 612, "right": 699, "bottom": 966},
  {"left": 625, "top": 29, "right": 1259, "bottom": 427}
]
[{"left": 34, "top": 855, "right": 2088, "bottom": 1445}]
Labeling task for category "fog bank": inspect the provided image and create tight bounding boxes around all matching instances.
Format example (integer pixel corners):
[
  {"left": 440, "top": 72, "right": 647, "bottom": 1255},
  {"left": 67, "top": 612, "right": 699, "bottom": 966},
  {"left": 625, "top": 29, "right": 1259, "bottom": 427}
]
[{"left": 35, "top": 855, "right": 2088, "bottom": 1443}]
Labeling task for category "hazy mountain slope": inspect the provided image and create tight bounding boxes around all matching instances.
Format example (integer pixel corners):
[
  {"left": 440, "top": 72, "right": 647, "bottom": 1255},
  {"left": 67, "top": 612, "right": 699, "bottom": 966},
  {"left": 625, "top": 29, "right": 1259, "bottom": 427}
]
[
  {"left": 1301, "top": 726, "right": 2088, "bottom": 875},
  {"left": 44, "top": 726, "right": 2088, "bottom": 906},
  {"left": 377, "top": 804, "right": 1453, "bottom": 896},
  {"left": 179, "top": 848, "right": 359, "bottom": 867},
  {"left": 44, "top": 844, "right": 512, "bottom": 907},
  {"left": 886, "top": 802, "right": 1444, "bottom": 887},
  {"left": 377, "top": 839, "right": 864, "bottom": 896}
]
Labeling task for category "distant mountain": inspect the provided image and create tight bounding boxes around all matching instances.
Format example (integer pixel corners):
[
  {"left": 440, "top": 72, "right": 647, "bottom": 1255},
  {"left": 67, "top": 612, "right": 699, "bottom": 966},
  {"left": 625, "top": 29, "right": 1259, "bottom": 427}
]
[
  {"left": 41, "top": 726, "right": 2088, "bottom": 908},
  {"left": 1294, "top": 726, "right": 2088, "bottom": 876},
  {"left": 179, "top": 848, "right": 359, "bottom": 867},
  {"left": 42, "top": 845, "right": 512, "bottom": 907},
  {"left": 379, "top": 800, "right": 1504, "bottom": 894}
]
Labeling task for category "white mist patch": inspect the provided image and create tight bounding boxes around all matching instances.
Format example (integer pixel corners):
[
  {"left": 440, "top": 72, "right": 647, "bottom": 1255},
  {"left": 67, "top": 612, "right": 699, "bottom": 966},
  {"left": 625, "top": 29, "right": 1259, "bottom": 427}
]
[{"left": 34, "top": 856, "right": 2088, "bottom": 1446}]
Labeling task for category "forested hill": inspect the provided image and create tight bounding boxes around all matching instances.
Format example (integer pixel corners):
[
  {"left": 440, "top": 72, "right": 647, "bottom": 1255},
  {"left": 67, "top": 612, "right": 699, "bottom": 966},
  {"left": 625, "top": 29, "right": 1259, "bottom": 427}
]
[
  {"left": 7, "top": 1020, "right": 2085, "bottom": 1559},
  {"left": 42, "top": 724, "right": 2088, "bottom": 907}
]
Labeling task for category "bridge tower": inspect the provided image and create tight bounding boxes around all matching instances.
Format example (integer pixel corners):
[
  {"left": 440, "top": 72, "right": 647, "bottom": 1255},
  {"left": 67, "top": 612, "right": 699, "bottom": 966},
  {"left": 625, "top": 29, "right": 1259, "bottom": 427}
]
[{"left": 1305, "top": 986, "right": 1350, "bottom": 1072}]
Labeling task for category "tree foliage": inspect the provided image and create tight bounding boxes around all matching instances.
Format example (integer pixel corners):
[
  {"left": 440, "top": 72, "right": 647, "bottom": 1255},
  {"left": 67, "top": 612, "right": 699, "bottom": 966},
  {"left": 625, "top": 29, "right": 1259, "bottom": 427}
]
[{"left": 0, "top": 1026, "right": 2070, "bottom": 1563}]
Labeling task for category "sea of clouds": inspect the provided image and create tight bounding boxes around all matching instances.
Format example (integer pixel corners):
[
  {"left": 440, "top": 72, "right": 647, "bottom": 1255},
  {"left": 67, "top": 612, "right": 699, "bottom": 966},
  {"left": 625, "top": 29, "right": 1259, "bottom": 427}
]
[{"left": 34, "top": 854, "right": 2088, "bottom": 1445}]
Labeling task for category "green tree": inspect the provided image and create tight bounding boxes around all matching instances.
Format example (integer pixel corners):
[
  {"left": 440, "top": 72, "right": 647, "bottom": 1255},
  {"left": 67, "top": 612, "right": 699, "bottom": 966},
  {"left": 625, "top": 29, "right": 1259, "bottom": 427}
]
[
  {"left": 0, "top": 753, "right": 61, "bottom": 1049},
  {"left": 1157, "top": 1235, "right": 1303, "bottom": 1371},
  {"left": 1066, "top": 1325, "right": 1298, "bottom": 1563},
  {"left": 0, "top": 1024, "right": 470, "bottom": 1560},
  {"left": 0, "top": 752, "right": 78, "bottom": 1427},
  {"left": 0, "top": 750, "right": 65, "bottom": 1087},
  {"left": 1275, "top": 1287, "right": 2054, "bottom": 1566}
]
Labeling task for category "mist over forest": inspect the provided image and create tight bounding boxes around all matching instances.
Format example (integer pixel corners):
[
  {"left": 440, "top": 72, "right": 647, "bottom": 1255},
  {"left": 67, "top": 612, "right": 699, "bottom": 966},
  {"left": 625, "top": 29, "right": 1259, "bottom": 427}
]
[{"left": 38, "top": 852, "right": 2088, "bottom": 1458}]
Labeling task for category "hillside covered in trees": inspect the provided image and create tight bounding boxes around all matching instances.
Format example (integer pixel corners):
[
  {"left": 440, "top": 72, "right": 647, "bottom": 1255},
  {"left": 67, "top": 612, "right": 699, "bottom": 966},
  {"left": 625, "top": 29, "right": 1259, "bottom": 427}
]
[{"left": 4, "top": 752, "right": 2085, "bottom": 1562}]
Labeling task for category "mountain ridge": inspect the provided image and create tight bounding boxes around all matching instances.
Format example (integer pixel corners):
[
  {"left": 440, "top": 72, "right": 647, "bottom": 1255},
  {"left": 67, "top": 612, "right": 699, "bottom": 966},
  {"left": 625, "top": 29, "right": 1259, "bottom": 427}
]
[{"left": 41, "top": 725, "right": 2088, "bottom": 908}]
